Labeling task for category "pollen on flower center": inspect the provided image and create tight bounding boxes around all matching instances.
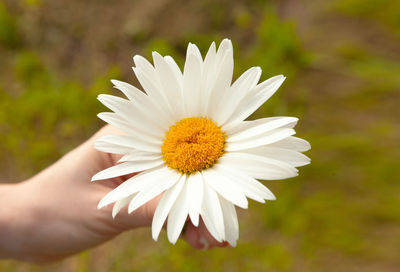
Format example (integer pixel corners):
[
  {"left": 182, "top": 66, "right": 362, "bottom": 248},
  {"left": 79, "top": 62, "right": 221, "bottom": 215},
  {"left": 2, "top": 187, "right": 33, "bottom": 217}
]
[{"left": 161, "top": 117, "right": 225, "bottom": 174}]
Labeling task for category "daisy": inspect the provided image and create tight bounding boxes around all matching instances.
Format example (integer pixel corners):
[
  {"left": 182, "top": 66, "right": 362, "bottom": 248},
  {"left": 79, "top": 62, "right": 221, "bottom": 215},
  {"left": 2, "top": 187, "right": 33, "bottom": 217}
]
[{"left": 92, "top": 39, "right": 310, "bottom": 246}]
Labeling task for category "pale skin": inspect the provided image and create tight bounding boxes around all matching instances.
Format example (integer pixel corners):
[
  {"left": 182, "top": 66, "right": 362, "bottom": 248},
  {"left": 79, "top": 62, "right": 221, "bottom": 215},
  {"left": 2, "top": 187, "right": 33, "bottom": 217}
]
[{"left": 0, "top": 125, "right": 227, "bottom": 263}]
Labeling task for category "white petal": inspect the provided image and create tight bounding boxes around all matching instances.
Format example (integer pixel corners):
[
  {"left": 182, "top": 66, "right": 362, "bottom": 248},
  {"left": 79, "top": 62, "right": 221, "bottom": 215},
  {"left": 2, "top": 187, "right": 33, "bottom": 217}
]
[
  {"left": 199, "top": 42, "right": 217, "bottom": 114},
  {"left": 204, "top": 42, "right": 216, "bottom": 68},
  {"left": 97, "top": 95, "right": 165, "bottom": 138},
  {"left": 112, "top": 195, "right": 134, "bottom": 218},
  {"left": 207, "top": 40, "right": 233, "bottom": 116},
  {"left": 219, "top": 152, "right": 298, "bottom": 180},
  {"left": 132, "top": 55, "right": 166, "bottom": 102},
  {"left": 110, "top": 80, "right": 172, "bottom": 129},
  {"left": 201, "top": 183, "right": 225, "bottom": 241},
  {"left": 91, "top": 159, "right": 163, "bottom": 181},
  {"left": 186, "top": 172, "right": 204, "bottom": 226},
  {"left": 212, "top": 167, "right": 265, "bottom": 203},
  {"left": 207, "top": 49, "right": 234, "bottom": 118},
  {"left": 225, "top": 117, "right": 298, "bottom": 141},
  {"left": 94, "top": 139, "right": 132, "bottom": 155},
  {"left": 132, "top": 66, "right": 175, "bottom": 123},
  {"left": 97, "top": 166, "right": 171, "bottom": 208},
  {"left": 268, "top": 136, "right": 311, "bottom": 152},
  {"left": 187, "top": 42, "right": 202, "bottom": 61},
  {"left": 242, "top": 146, "right": 311, "bottom": 167},
  {"left": 167, "top": 176, "right": 191, "bottom": 244},
  {"left": 152, "top": 176, "right": 185, "bottom": 241},
  {"left": 216, "top": 39, "right": 233, "bottom": 64},
  {"left": 118, "top": 151, "right": 161, "bottom": 163},
  {"left": 110, "top": 79, "right": 147, "bottom": 102},
  {"left": 218, "top": 195, "right": 239, "bottom": 246},
  {"left": 231, "top": 67, "right": 261, "bottom": 92},
  {"left": 97, "top": 94, "right": 132, "bottom": 119},
  {"left": 215, "top": 67, "right": 261, "bottom": 125},
  {"left": 95, "top": 135, "right": 147, "bottom": 151},
  {"left": 225, "top": 128, "right": 296, "bottom": 151},
  {"left": 183, "top": 52, "right": 203, "bottom": 117},
  {"left": 164, "top": 56, "right": 183, "bottom": 84},
  {"left": 94, "top": 130, "right": 161, "bottom": 153},
  {"left": 152, "top": 52, "right": 184, "bottom": 119},
  {"left": 97, "top": 112, "right": 163, "bottom": 146},
  {"left": 128, "top": 170, "right": 181, "bottom": 213},
  {"left": 224, "top": 75, "right": 286, "bottom": 126},
  {"left": 215, "top": 164, "right": 276, "bottom": 201},
  {"left": 202, "top": 168, "right": 248, "bottom": 209},
  {"left": 133, "top": 55, "right": 157, "bottom": 80},
  {"left": 97, "top": 112, "right": 137, "bottom": 135}
]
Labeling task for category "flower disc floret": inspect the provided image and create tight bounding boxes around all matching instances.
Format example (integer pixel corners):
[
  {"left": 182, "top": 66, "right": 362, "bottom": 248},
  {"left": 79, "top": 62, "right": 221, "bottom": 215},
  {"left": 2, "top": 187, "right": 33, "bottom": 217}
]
[{"left": 161, "top": 117, "right": 225, "bottom": 174}]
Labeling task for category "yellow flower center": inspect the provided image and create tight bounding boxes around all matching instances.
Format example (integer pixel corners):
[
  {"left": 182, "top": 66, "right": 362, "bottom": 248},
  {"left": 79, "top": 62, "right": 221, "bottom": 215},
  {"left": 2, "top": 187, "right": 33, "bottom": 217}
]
[{"left": 161, "top": 117, "right": 225, "bottom": 174}]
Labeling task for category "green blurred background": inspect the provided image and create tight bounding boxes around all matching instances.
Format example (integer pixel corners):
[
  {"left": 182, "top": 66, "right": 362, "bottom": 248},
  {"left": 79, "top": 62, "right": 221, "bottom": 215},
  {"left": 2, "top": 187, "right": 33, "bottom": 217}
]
[{"left": 1, "top": 0, "right": 399, "bottom": 271}]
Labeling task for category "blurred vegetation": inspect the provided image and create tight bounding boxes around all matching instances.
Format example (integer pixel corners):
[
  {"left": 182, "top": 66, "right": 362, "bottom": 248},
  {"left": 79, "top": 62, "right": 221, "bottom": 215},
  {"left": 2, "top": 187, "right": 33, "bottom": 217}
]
[
  {"left": 0, "top": 50, "right": 119, "bottom": 175},
  {"left": 335, "top": 0, "right": 400, "bottom": 37},
  {"left": 0, "top": 0, "right": 400, "bottom": 271},
  {"left": 0, "top": 2, "right": 20, "bottom": 48}
]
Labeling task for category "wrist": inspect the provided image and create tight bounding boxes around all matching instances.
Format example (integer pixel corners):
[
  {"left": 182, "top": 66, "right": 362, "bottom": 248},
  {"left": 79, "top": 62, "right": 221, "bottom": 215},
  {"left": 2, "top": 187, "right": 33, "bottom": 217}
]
[
  {"left": 0, "top": 179, "right": 52, "bottom": 262},
  {"left": 0, "top": 182, "right": 29, "bottom": 259}
]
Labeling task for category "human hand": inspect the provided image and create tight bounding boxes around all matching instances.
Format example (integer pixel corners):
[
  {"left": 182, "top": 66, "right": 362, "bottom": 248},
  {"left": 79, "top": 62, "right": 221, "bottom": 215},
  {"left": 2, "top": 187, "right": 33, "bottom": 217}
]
[{"left": 0, "top": 125, "right": 228, "bottom": 263}]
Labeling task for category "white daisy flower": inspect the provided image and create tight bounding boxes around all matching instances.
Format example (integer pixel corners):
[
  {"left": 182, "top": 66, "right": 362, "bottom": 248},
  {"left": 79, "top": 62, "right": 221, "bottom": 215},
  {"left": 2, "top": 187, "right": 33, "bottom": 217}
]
[{"left": 92, "top": 39, "right": 310, "bottom": 246}]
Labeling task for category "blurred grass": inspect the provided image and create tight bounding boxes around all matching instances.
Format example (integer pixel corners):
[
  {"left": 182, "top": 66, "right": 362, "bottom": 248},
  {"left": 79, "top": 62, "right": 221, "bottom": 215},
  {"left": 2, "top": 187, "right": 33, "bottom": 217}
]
[
  {"left": 0, "top": 50, "right": 119, "bottom": 176},
  {"left": 335, "top": 0, "right": 400, "bottom": 37},
  {"left": 0, "top": 2, "right": 20, "bottom": 48},
  {"left": 1, "top": 0, "right": 400, "bottom": 271}
]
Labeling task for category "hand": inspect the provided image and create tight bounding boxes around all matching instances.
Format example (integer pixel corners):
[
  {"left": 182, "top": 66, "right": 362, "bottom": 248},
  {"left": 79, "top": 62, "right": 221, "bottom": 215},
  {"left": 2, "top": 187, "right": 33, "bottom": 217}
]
[{"left": 0, "top": 125, "right": 228, "bottom": 263}]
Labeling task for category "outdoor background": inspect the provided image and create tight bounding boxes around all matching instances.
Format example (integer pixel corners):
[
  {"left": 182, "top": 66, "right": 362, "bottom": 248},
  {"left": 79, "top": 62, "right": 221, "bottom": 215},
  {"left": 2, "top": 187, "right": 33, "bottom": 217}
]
[{"left": 1, "top": 0, "right": 400, "bottom": 271}]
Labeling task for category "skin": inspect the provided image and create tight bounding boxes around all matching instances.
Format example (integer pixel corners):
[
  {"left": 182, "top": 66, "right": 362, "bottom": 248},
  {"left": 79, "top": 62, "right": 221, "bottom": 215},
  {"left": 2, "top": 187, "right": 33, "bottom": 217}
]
[{"left": 0, "top": 125, "right": 227, "bottom": 264}]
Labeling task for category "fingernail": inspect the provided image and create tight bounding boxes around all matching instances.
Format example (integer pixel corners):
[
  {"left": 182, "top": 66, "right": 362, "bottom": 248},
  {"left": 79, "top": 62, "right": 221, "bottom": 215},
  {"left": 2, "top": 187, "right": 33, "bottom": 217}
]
[
  {"left": 221, "top": 241, "right": 230, "bottom": 247},
  {"left": 182, "top": 222, "right": 188, "bottom": 235},
  {"left": 199, "top": 236, "right": 209, "bottom": 251}
]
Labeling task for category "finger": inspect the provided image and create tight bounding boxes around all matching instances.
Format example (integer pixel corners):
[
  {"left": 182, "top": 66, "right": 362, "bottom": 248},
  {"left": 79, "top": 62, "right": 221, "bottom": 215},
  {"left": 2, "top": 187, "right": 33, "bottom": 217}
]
[
  {"left": 109, "top": 193, "right": 162, "bottom": 229},
  {"left": 184, "top": 219, "right": 229, "bottom": 250},
  {"left": 89, "top": 124, "right": 126, "bottom": 166}
]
